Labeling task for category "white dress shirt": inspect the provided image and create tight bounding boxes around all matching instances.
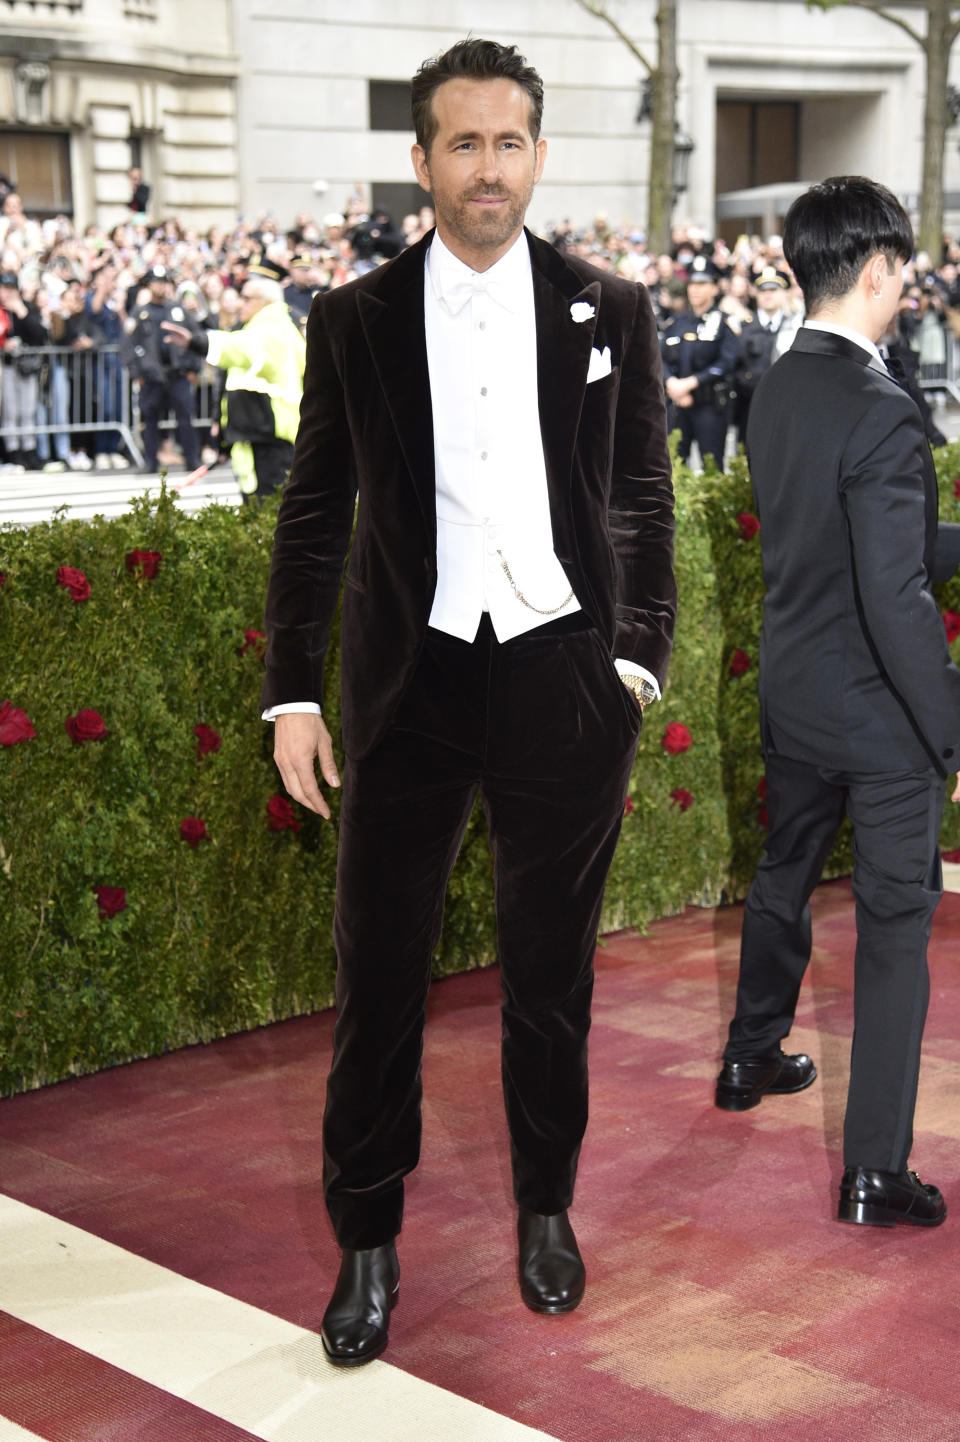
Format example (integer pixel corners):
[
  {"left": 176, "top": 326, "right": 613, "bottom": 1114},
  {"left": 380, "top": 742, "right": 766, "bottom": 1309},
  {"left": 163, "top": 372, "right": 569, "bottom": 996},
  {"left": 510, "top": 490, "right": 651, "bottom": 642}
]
[{"left": 424, "top": 229, "right": 580, "bottom": 642}]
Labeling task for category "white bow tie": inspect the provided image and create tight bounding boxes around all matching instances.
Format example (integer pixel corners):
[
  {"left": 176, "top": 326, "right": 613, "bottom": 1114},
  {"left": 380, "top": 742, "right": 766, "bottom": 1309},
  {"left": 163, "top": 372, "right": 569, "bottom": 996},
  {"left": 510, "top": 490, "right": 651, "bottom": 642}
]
[{"left": 438, "top": 269, "right": 512, "bottom": 316}]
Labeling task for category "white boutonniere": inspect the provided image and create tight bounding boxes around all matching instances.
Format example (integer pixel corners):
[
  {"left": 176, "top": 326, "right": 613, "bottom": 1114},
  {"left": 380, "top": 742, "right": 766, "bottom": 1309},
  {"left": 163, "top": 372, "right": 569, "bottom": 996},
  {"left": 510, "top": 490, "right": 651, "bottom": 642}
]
[{"left": 570, "top": 301, "right": 595, "bottom": 324}]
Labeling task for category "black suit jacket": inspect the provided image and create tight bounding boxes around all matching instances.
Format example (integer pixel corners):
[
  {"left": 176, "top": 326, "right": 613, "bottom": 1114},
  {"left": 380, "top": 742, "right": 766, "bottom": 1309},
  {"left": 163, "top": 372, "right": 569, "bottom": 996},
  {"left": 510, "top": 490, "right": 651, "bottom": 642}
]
[
  {"left": 261, "top": 229, "right": 677, "bottom": 759},
  {"left": 747, "top": 325, "right": 960, "bottom": 778}
]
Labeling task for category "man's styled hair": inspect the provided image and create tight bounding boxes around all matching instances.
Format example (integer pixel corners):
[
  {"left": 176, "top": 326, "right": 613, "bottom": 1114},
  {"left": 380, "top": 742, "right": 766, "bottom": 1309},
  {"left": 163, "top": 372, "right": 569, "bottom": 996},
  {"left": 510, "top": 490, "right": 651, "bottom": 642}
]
[
  {"left": 411, "top": 38, "right": 544, "bottom": 154},
  {"left": 783, "top": 176, "right": 914, "bottom": 314}
]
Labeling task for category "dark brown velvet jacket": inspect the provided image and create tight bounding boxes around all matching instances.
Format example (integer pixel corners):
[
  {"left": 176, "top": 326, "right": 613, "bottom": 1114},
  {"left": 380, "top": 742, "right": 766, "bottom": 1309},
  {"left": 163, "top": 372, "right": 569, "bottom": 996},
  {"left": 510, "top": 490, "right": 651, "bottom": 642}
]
[{"left": 261, "top": 228, "right": 677, "bottom": 759}]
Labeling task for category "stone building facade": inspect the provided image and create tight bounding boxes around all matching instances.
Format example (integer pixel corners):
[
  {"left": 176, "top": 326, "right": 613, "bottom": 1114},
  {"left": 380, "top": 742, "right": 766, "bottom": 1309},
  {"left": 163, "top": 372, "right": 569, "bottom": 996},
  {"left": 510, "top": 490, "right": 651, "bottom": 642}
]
[
  {"left": 2, "top": 0, "right": 960, "bottom": 244},
  {"left": 0, "top": 0, "right": 239, "bottom": 230},
  {"left": 232, "top": 0, "right": 960, "bottom": 244}
]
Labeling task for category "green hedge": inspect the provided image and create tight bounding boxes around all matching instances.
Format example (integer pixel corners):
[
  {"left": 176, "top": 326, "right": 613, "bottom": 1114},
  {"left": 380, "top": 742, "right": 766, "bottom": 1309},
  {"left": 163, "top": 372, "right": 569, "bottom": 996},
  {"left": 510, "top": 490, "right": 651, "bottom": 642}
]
[{"left": 3, "top": 452, "right": 960, "bottom": 1095}]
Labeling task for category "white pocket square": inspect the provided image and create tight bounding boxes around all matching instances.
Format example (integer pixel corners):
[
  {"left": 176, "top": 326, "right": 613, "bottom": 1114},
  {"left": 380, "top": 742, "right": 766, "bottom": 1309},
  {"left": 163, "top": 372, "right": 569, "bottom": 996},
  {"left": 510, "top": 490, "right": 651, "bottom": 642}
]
[{"left": 586, "top": 345, "right": 612, "bottom": 384}]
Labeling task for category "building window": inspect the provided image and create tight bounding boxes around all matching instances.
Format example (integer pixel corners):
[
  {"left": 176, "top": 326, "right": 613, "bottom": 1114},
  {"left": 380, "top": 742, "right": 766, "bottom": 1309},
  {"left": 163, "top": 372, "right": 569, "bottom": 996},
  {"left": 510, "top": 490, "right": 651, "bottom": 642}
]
[
  {"left": 371, "top": 182, "right": 426, "bottom": 227},
  {"left": 369, "top": 81, "right": 412, "bottom": 133},
  {"left": 0, "top": 131, "right": 73, "bottom": 217},
  {"left": 716, "top": 100, "right": 799, "bottom": 196},
  {"left": 124, "top": 0, "right": 158, "bottom": 16}
]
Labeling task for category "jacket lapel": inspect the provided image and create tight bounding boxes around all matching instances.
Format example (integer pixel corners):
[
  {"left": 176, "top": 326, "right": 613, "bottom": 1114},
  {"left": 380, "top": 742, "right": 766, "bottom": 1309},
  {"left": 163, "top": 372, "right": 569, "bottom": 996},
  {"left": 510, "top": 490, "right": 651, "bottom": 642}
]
[
  {"left": 528, "top": 231, "right": 602, "bottom": 559},
  {"left": 357, "top": 235, "right": 436, "bottom": 539}
]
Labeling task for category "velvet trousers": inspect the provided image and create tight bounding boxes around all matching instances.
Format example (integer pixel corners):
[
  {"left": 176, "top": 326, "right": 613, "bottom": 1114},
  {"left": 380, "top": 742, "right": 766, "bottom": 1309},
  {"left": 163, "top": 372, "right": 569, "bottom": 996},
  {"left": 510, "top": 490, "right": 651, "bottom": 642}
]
[
  {"left": 323, "top": 613, "right": 642, "bottom": 1249},
  {"left": 724, "top": 750, "right": 944, "bottom": 1172}
]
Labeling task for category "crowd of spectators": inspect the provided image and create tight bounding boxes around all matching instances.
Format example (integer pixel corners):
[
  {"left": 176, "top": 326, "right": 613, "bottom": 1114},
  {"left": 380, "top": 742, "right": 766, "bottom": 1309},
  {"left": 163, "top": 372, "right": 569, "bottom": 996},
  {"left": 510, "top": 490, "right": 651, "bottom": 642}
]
[{"left": 1, "top": 175, "right": 959, "bottom": 475}]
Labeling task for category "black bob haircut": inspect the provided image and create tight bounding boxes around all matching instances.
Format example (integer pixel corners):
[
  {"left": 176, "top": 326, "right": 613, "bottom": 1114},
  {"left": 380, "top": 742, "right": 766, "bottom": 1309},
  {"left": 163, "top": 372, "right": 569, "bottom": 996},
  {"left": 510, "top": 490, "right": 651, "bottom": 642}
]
[
  {"left": 782, "top": 175, "right": 914, "bottom": 314},
  {"left": 411, "top": 38, "right": 544, "bottom": 155}
]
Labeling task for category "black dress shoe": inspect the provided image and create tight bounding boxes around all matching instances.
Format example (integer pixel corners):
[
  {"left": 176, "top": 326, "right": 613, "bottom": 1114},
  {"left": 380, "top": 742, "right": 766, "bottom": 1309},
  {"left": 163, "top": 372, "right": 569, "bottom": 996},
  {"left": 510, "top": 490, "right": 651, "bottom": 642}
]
[
  {"left": 321, "top": 1242, "right": 399, "bottom": 1366},
  {"left": 838, "top": 1166, "right": 947, "bottom": 1229},
  {"left": 518, "top": 1208, "right": 585, "bottom": 1314},
  {"left": 714, "top": 1050, "right": 817, "bottom": 1111}
]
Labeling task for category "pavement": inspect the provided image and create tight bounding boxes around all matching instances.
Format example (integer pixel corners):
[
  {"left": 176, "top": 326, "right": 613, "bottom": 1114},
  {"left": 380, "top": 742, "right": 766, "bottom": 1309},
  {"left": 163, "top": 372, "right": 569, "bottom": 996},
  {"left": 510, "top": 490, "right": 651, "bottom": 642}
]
[{"left": 0, "top": 460, "right": 243, "bottom": 527}]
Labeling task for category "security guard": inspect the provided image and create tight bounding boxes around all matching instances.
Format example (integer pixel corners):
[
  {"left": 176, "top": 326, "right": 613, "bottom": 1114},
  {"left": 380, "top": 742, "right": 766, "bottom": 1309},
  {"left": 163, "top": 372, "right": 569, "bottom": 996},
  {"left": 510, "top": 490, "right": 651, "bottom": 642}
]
[
  {"left": 162, "top": 268, "right": 306, "bottom": 501},
  {"left": 661, "top": 255, "right": 740, "bottom": 467},
  {"left": 284, "top": 251, "right": 323, "bottom": 334},
  {"left": 123, "top": 266, "right": 203, "bottom": 473},
  {"left": 731, "top": 265, "right": 791, "bottom": 442}
]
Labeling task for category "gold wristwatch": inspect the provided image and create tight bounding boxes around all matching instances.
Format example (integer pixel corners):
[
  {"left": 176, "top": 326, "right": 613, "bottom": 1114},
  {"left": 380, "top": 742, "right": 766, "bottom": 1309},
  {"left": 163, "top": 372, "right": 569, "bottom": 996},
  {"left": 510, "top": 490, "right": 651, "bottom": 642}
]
[{"left": 621, "top": 674, "right": 657, "bottom": 708}]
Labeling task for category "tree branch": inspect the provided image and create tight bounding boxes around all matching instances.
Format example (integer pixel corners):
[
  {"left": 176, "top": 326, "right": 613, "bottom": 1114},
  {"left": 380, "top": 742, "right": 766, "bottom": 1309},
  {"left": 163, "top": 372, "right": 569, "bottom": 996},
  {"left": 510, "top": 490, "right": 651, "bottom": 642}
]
[
  {"left": 811, "top": 0, "right": 923, "bottom": 47},
  {"left": 572, "top": 0, "right": 654, "bottom": 74}
]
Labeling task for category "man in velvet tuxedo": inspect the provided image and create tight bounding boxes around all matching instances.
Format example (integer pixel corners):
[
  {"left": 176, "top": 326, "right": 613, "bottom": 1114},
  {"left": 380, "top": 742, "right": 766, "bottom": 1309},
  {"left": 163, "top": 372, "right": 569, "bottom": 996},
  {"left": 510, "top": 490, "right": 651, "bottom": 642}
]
[
  {"left": 716, "top": 177, "right": 960, "bottom": 1229},
  {"left": 261, "top": 39, "right": 676, "bottom": 1364}
]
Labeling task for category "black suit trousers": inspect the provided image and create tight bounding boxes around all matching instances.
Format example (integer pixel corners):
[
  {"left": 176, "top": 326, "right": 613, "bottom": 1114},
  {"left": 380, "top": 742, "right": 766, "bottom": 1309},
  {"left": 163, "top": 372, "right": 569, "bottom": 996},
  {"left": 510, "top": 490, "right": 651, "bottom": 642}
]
[
  {"left": 323, "top": 615, "right": 642, "bottom": 1249},
  {"left": 139, "top": 375, "right": 200, "bottom": 471},
  {"left": 724, "top": 751, "right": 944, "bottom": 1171},
  {"left": 674, "top": 402, "right": 728, "bottom": 468}
]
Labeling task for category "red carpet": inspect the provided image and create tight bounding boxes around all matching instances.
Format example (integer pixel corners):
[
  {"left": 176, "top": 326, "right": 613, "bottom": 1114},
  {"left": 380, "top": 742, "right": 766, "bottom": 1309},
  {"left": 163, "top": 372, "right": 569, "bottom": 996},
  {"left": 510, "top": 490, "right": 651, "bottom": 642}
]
[{"left": 2, "top": 879, "right": 960, "bottom": 1439}]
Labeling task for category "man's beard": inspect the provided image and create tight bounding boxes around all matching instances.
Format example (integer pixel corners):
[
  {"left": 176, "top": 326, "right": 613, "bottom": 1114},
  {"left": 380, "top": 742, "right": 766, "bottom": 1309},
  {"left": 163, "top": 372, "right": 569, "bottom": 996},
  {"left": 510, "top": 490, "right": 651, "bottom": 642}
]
[{"left": 436, "top": 180, "right": 533, "bottom": 254}]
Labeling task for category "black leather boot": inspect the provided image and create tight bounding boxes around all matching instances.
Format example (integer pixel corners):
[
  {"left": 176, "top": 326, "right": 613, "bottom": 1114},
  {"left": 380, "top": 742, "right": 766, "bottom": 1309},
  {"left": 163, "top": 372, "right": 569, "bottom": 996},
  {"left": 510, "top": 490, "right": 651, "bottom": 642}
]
[
  {"left": 518, "top": 1208, "right": 585, "bottom": 1314},
  {"left": 321, "top": 1242, "right": 399, "bottom": 1366}
]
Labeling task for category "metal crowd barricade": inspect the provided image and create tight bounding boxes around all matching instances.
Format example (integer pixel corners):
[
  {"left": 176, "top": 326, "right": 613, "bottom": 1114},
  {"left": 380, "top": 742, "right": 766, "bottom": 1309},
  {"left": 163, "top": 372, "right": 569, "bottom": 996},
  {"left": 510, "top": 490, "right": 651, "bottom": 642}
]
[
  {"left": 916, "top": 328, "right": 960, "bottom": 405},
  {"left": 0, "top": 345, "right": 218, "bottom": 470}
]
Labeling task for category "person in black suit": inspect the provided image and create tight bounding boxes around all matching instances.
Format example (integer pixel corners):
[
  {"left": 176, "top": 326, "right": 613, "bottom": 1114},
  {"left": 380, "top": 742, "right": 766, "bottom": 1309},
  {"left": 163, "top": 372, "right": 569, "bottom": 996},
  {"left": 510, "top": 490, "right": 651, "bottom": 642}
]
[
  {"left": 731, "top": 265, "right": 791, "bottom": 444},
  {"left": 660, "top": 255, "right": 740, "bottom": 468},
  {"left": 262, "top": 39, "right": 676, "bottom": 1364},
  {"left": 715, "top": 177, "right": 960, "bottom": 1230}
]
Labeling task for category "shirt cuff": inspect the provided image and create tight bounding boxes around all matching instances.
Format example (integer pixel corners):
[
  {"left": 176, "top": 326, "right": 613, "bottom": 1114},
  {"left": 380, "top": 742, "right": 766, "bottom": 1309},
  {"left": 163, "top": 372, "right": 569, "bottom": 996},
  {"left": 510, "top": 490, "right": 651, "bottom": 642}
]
[
  {"left": 262, "top": 702, "right": 322, "bottom": 721},
  {"left": 614, "top": 660, "right": 661, "bottom": 702},
  {"left": 205, "top": 331, "right": 225, "bottom": 368}
]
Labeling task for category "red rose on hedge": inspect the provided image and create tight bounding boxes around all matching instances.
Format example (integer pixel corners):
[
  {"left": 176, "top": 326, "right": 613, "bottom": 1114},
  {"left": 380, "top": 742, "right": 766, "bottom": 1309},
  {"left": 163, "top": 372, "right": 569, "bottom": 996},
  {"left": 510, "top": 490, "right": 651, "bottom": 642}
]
[
  {"left": 239, "top": 629, "right": 266, "bottom": 657},
  {"left": 180, "top": 816, "right": 210, "bottom": 848},
  {"left": 194, "top": 723, "right": 222, "bottom": 757},
  {"left": 57, "top": 565, "right": 90, "bottom": 603},
  {"left": 0, "top": 572, "right": 6, "bottom": 587},
  {"left": 954, "top": 477, "right": 960, "bottom": 500},
  {"left": 729, "top": 649, "right": 751, "bottom": 676},
  {"left": 944, "top": 610, "right": 960, "bottom": 643},
  {"left": 661, "top": 722, "right": 692, "bottom": 754},
  {"left": 737, "top": 512, "right": 761, "bottom": 540},
  {"left": 623, "top": 796, "right": 634, "bottom": 815},
  {"left": 757, "top": 776, "right": 767, "bottom": 800},
  {"left": 267, "top": 794, "right": 301, "bottom": 832},
  {"left": 943, "top": 848, "right": 960, "bottom": 863},
  {"left": 758, "top": 805, "right": 769, "bottom": 828},
  {"left": 95, "top": 885, "right": 127, "bottom": 919},
  {"left": 0, "top": 699, "right": 35, "bottom": 745},
  {"left": 669, "top": 788, "right": 693, "bottom": 812},
  {"left": 65, "top": 709, "right": 108, "bottom": 743},
  {"left": 126, "top": 549, "right": 162, "bottom": 578}
]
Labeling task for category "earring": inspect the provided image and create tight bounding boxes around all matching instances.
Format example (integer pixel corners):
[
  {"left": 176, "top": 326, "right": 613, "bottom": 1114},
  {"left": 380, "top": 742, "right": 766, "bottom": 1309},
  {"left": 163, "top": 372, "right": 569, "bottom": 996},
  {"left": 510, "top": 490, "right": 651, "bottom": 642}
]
[{"left": 873, "top": 290, "right": 882, "bottom": 299}]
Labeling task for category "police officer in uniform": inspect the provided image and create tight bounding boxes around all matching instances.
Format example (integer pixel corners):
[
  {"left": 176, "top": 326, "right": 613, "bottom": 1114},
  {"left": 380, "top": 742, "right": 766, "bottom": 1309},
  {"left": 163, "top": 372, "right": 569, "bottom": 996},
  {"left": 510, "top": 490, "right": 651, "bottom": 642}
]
[
  {"left": 162, "top": 264, "right": 305, "bottom": 502},
  {"left": 124, "top": 266, "right": 202, "bottom": 473},
  {"left": 661, "top": 254, "right": 740, "bottom": 466},
  {"left": 284, "top": 251, "right": 324, "bottom": 333},
  {"left": 731, "top": 265, "right": 791, "bottom": 443}
]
